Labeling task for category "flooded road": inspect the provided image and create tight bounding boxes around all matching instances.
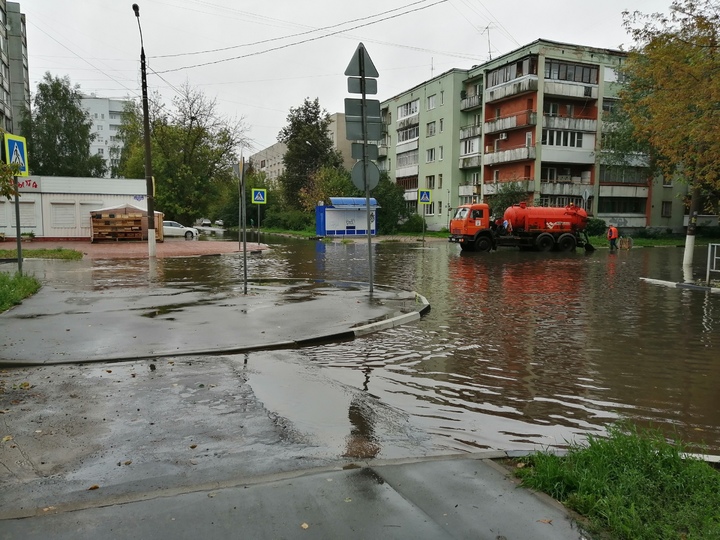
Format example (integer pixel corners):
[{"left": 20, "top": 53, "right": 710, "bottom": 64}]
[{"left": 21, "top": 237, "right": 720, "bottom": 458}]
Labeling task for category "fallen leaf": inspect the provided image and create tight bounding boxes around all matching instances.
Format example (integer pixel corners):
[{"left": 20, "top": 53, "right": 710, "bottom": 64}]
[
  {"left": 537, "top": 519, "right": 553, "bottom": 525},
  {"left": 2, "top": 435, "right": 13, "bottom": 442},
  {"left": 123, "top": 460, "right": 132, "bottom": 466},
  {"left": 19, "top": 382, "right": 31, "bottom": 389},
  {"left": 105, "top": 370, "right": 112, "bottom": 373},
  {"left": 515, "top": 462, "right": 526, "bottom": 469},
  {"left": 344, "top": 498, "right": 352, "bottom": 503},
  {"left": 88, "top": 485, "right": 100, "bottom": 491},
  {"left": 301, "top": 523, "right": 309, "bottom": 530},
  {"left": 190, "top": 444, "right": 197, "bottom": 449},
  {"left": 43, "top": 506, "right": 56, "bottom": 512}
]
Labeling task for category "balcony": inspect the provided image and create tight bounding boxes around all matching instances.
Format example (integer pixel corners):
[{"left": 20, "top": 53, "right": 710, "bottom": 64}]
[
  {"left": 539, "top": 182, "right": 591, "bottom": 198},
  {"left": 458, "top": 185, "right": 475, "bottom": 197},
  {"left": 396, "top": 164, "right": 419, "bottom": 178},
  {"left": 397, "top": 113, "right": 419, "bottom": 130},
  {"left": 544, "top": 81, "right": 598, "bottom": 100},
  {"left": 458, "top": 154, "right": 482, "bottom": 169},
  {"left": 543, "top": 116, "right": 597, "bottom": 132},
  {"left": 459, "top": 124, "right": 482, "bottom": 139},
  {"left": 485, "top": 76, "right": 538, "bottom": 103},
  {"left": 460, "top": 94, "right": 482, "bottom": 111},
  {"left": 483, "top": 145, "right": 536, "bottom": 166},
  {"left": 482, "top": 179, "right": 533, "bottom": 196},
  {"left": 484, "top": 111, "right": 537, "bottom": 134}
]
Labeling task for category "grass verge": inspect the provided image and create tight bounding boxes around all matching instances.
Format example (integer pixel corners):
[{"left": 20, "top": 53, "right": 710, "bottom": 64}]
[
  {"left": 514, "top": 423, "right": 720, "bottom": 539},
  {"left": 0, "top": 272, "right": 42, "bottom": 313},
  {"left": 0, "top": 248, "right": 83, "bottom": 260}
]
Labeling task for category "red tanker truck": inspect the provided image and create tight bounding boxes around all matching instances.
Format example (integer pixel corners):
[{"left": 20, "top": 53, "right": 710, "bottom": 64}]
[{"left": 448, "top": 201, "right": 594, "bottom": 252}]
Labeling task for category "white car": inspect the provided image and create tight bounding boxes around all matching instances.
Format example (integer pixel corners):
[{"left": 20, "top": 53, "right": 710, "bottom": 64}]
[
  {"left": 214, "top": 219, "right": 224, "bottom": 227},
  {"left": 163, "top": 221, "right": 199, "bottom": 239}
]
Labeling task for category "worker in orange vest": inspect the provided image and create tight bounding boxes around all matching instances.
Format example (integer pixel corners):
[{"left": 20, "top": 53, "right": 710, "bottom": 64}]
[{"left": 607, "top": 225, "right": 619, "bottom": 250}]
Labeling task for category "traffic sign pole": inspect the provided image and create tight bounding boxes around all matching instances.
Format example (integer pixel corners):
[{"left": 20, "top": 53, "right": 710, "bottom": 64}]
[
  {"left": 13, "top": 176, "right": 22, "bottom": 275},
  {"left": 359, "top": 47, "right": 374, "bottom": 295}
]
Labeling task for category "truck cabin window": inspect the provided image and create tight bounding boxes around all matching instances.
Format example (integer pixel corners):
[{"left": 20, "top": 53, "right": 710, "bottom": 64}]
[
  {"left": 471, "top": 209, "right": 483, "bottom": 219},
  {"left": 454, "top": 207, "right": 469, "bottom": 220}
]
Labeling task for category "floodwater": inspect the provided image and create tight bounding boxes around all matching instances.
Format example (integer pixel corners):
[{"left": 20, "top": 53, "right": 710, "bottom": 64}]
[{"left": 20, "top": 236, "right": 720, "bottom": 457}]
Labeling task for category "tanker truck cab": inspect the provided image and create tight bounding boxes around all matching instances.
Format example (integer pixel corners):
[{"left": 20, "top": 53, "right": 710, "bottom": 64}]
[{"left": 449, "top": 203, "right": 495, "bottom": 252}]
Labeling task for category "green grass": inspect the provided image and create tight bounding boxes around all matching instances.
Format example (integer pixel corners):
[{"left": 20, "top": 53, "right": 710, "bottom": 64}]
[
  {"left": 0, "top": 272, "right": 42, "bottom": 313},
  {"left": 587, "top": 235, "right": 720, "bottom": 248},
  {"left": 0, "top": 247, "right": 83, "bottom": 260},
  {"left": 515, "top": 423, "right": 720, "bottom": 539}
]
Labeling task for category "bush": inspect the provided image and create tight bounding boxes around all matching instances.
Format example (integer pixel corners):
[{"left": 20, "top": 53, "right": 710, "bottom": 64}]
[
  {"left": 697, "top": 225, "right": 720, "bottom": 238},
  {"left": 398, "top": 213, "right": 426, "bottom": 233},
  {"left": 263, "top": 209, "right": 313, "bottom": 231},
  {"left": 585, "top": 218, "right": 607, "bottom": 237}
]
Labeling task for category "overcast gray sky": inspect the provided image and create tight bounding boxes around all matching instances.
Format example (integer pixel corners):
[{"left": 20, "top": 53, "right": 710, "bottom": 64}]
[{"left": 25, "top": 0, "right": 671, "bottom": 153}]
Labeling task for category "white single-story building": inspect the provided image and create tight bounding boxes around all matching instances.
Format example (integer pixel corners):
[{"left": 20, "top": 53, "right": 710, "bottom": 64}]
[
  {"left": 0, "top": 176, "right": 148, "bottom": 241},
  {"left": 315, "top": 197, "right": 379, "bottom": 237}
]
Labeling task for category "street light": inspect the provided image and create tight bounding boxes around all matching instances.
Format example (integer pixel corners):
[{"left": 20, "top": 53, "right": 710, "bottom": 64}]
[{"left": 132, "top": 3, "right": 156, "bottom": 257}]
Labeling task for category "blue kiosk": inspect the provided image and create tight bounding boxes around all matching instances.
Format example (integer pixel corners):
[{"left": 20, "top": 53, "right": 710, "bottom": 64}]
[{"left": 315, "top": 197, "right": 379, "bottom": 237}]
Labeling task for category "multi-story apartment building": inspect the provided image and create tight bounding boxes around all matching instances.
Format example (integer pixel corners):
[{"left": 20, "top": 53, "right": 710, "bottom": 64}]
[
  {"left": 379, "top": 69, "right": 469, "bottom": 230},
  {"left": 381, "top": 39, "right": 691, "bottom": 232},
  {"left": 6, "top": 2, "right": 29, "bottom": 134},
  {"left": 81, "top": 96, "right": 129, "bottom": 178}
]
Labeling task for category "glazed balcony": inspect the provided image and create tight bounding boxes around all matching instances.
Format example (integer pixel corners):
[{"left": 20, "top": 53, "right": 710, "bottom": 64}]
[
  {"left": 484, "top": 111, "right": 537, "bottom": 134},
  {"left": 459, "top": 124, "right": 482, "bottom": 139},
  {"left": 484, "top": 76, "right": 538, "bottom": 103},
  {"left": 483, "top": 145, "right": 536, "bottom": 166},
  {"left": 543, "top": 115, "right": 597, "bottom": 132},
  {"left": 460, "top": 94, "right": 482, "bottom": 111}
]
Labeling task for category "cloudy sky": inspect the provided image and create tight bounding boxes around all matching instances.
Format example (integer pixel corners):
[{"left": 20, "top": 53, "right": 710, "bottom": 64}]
[{"left": 25, "top": 0, "right": 671, "bottom": 153}]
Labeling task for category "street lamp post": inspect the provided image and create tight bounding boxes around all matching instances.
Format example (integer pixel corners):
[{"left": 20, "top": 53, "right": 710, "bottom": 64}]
[{"left": 132, "top": 3, "right": 156, "bottom": 257}]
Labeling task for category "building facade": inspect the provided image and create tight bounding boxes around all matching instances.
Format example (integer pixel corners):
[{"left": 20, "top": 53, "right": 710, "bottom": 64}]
[
  {"left": 81, "top": 96, "right": 129, "bottom": 178},
  {"left": 381, "top": 39, "right": 692, "bottom": 232},
  {"left": 1, "top": 1, "right": 28, "bottom": 134}
]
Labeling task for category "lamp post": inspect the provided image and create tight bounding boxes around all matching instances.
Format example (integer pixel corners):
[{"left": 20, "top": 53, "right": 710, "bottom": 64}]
[{"left": 132, "top": 3, "right": 156, "bottom": 257}]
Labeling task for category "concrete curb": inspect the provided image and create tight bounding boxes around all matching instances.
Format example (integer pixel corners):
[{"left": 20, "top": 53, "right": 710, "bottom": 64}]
[{"left": 640, "top": 277, "right": 720, "bottom": 294}]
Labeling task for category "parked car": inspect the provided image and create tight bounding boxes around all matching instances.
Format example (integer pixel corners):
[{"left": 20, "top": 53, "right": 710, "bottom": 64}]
[
  {"left": 214, "top": 219, "right": 224, "bottom": 227},
  {"left": 163, "top": 221, "right": 199, "bottom": 240},
  {"left": 200, "top": 218, "right": 211, "bottom": 227}
]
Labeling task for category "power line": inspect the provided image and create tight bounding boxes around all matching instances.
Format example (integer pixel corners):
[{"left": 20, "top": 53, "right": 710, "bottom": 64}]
[{"left": 156, "top": 0, "right": 449, "bottom": 74}]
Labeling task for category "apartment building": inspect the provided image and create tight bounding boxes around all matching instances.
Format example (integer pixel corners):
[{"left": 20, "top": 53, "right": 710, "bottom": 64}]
[
  {"left": 81, "top": 96, "right": 129, "bottom": 178},
  {"left": 379, "top": 69, "right": 469, "bottom": 231},
  {"left": 6, "top": 2, "right": 29, "bottom": 134},
  {"left": 381, "top": 39, "right": 691, "bottom": 232}
]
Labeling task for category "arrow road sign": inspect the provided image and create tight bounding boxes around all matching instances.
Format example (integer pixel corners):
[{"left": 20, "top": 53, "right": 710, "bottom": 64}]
[{"left": 252, "top": 188, "right": 267, "bottom": 204}]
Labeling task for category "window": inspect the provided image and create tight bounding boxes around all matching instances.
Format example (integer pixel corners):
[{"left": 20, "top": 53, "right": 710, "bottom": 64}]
[
  {"left": 525, "top": 132, "right": 532, "bottom": 147},
  {"left": 598, "top": 197, "right": 646, "bottom": 213},
  {"left": 397, "top": 150, "right": 419, "bottom": 168},
  {"left": 438, "top": 174, "right": 443, "bottom": 189},
  {"left": 661, "top": 201, "right": 673, "bottom": 217},
  {"left": 541, "top": 167, "right": 557, "bottom": 181},
  {"left": 470, "top": 172, "right": 480, "bottom": 184},
  {"left": 599, "top": 165, "right": 649, "bottom": 184},
  {"left": 544, "top": 60, "right": 598, "bottom": 84},
  {"left": 426, "top": 175, "right": 435, "bottom": 189},
  {"left": 439, "top": 118, "right": 444, "bottom": 132},
  {"left": 397, "top": 99, "right": 419, "bottom": 119},
  {"left": 544, "top": 102, "right": 559, "bottom": 117},
  {"left": 495, "top": 107, "right": 501, "bottom": 119},
  {"left": 97, "top": 148, "right": 104, "bottom": 155},
  {"left": 662, "top": 176, "right": 672, "bottom": 187},
  {"left": 397, "top": 126, "right": 419, "bottom": 143},
  {"left": 427, "top": 94, "right": 436, "bottom": 110},
  {"left": 426, "top": 121, "right": 436, "bottom": 137},
  {"left": 462, "top": 139, "right": 476, "bottom": 155},
  {"left": 541, "top": 129, "right": 583, "bottom": 148},
  {"left": 260, "top": 159, "right": 266, "bottom": 168},
  {"left": 439, "top": 201, "right": 443, "bottom": 215},
  {"left": 440, "top": 91, "right": 444, "bottom": 105},
  {"left": 97, "top": 125, "right": 103, "bottom": 131},
  {"left": 439, "top": 146, "right": 444, "bottom": 160},
  {"left": 493, "top": 170, "right": 500, "bottom": 181},
  {"left": 426, "top": 148, "right": 436, "bottom": 162},
  {"left": 423, "top": 202, "right": 435, "bottom": 215}
]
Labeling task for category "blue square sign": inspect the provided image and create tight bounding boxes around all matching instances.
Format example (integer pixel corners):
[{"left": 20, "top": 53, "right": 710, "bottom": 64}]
[{"left": 4, "top": 134, "right": 29, "bottom": 176}]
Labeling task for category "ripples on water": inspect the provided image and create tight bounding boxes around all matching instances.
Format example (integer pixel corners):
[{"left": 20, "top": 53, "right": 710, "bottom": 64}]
[{"left": 23, "top": 238, "right": 720, "bottom": 455}]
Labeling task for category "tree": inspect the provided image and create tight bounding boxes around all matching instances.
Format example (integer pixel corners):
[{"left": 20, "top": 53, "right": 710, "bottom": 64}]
[
  {"left": 19, "top": 73, "right": 106, "bottom": 177},
  {"left": 621, "top": 0, "right": 720, "bottom": 265},
  {"left": 298, "top": 166, "right": 358, "bottom": 212},
  {"left": 0, "top": 162, "right": 20, "bottom": 200},
  {"left": 118, "top": 83, "right": 248, "bottom": 225},
  {"left": 277, "top": 98, "right": 343, "bottom": 207},
  {"left": 487, "top": 181, "right": 529, "bottom": 216},
  {"left": 372, "top": 173, "right": 409, "bottom": 234}
]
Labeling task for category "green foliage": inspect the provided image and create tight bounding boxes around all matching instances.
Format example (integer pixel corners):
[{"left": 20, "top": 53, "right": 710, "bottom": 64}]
[
  {"left": 0, "top": 162, "right": 21, "bottom": 200},
  {"left": 0, "top": 248, "right": 82, "bottom": 260},
  {"left": 19, "top": 73, "right": 106, "bottom": 177},
  {"left": 0, "top": 272, "right": 41, "bottom": 313},
  {"left": 298, "top": 166, "right": 358, "bottom": 212},
  {"left": 516, "top": 422, "right": 720, "bottom": 540},
  {"left": 118, "top": 83, "right": 248, "bottom": 226},
  {"left": 373, "top": 173, "right": 409, "bottom": 234},
  {"left": 585, "top": 217, "right": 607, "bottom": 237},
  {"left": 487, "top": 182, "right": 529, "bottom": 216},
  {"left": 697, "top": 225, "right": 720, "bottom": 238},
  {"left": 263, "top": 209, "right": 313, "bottom": 231},
  {"left": 398, "top": 213, "right": 426, "bottom": 233},
  {"left": 277, "top": 98, "right": 344, "bottom": 207}
]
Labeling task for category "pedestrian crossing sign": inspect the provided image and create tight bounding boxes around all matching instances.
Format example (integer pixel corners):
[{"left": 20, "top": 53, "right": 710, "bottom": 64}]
[
  {"left": 4, "top": 134, "right": 29, "bottom": 176},
  {"left": 419, "top": 189, "right": 431, "bottom": 204},
  {"left": 252, "top": 188, "right": 267, "bottom": 204}
]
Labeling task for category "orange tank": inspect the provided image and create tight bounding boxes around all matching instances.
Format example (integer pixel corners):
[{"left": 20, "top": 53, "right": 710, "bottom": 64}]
[{"left": 502, "top": 202, "right": 588, "bottom": 233}]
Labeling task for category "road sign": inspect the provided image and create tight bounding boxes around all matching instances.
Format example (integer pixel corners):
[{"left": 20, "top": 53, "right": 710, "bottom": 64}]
[
  {"left": 419, "top": 189, "right": 432, "bottom": 204},
  {"left": 344, "top": 98, "right": 383, "bottom": 141},
  {"left": 344, "top": 43, "right": 379, "bottom": 78},
  {"left": 4, "top": 134, "right": 29, "bottom": 176},
  {"left": 351, "top": 143, "right": 378, "bottom": 161},
  {"left": 252, "top": 188, "right": 267, "bottom": 204},
  {"left": 348, "top": 77, "right": 377, "bottom": 95},
  {"left": 351, "top": 160, "right": 380, "bottom": 191}
]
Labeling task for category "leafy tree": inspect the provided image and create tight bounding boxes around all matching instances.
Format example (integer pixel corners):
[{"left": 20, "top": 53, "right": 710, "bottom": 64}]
[
  {"left": 0, "top": 162, "right": 20, "bottom": 200},
  {"left": 19, "top": 73, "right": 106, "bottom": 177},
  {"left": 298, "top": 166, "right": 358, "bottom": 212},
  {"left": 621, "top": 1, "right": 720, "bottom": 212},
  {"left": 118, "top": 83, "right": 248, "bottom": 225},
  {"left": 372, "top": 173, "right": 409, "bottom": 234},
  {"left": 487, "top": 181, "right": 529, "bottom": 216},
  {"left": 277, "top": 98, "right": 343, "bottom": 207}
]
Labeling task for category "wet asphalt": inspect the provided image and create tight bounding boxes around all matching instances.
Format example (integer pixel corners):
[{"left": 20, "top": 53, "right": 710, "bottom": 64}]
[{"left": 0, "top": 256, "right": 586, "bottom": 539}]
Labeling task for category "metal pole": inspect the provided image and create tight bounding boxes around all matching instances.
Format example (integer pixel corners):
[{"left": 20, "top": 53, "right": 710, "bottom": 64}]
[
  {"left": 359, "top": 45, "right": 374, "bottom": 294},
  {"left": 241, "top": 160, "right": 248, "bottom": 295},
  {"left": 13, "top": 176, "right": 22, "bottom": 275},
  {"left": 133, "top": 4, "right": 156, "bottom": 258}
]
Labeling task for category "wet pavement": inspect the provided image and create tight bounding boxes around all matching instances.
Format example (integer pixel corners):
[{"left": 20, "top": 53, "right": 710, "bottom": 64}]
[{"left": 0, "top": 242, "right": 588, "bottom": 539}]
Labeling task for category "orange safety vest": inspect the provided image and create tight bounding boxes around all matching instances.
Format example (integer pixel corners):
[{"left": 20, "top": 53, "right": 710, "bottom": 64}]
[{"left": 607, "top": 226, "right": 618, "bottom": 240}]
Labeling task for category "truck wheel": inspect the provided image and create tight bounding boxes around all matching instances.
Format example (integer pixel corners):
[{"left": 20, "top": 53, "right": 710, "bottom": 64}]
[
  {"left": 557, "top": 233, "right": 577, "bottom": 252},
  {"left": 475, "top": 236, "right": 492, "bottom": 252},
  {"left": 535, "top": 233, "right": 555, "bottom": 252},
  {"left": 460, "top": 243, "right": 473, "bottom": 251}
]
